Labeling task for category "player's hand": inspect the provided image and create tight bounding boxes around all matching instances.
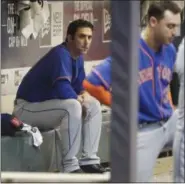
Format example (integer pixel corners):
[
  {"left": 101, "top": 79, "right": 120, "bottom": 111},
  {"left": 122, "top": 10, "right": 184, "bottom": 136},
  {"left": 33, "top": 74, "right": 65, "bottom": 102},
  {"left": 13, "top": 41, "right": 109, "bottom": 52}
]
[
  {"left": 80, "top": 91, "right": 91, "bottom": 103},
  {"left": 77, "top": 95, "right": 87, "bottom": 118},
  {"left": 77, "top": 94, "right": 87, "bottom": 117},
  {"left": 78, "top": 92, "right": 91, "bottom": 119},
  {"left": 77, "top": 95, "right": 84, "bottom": 104}
]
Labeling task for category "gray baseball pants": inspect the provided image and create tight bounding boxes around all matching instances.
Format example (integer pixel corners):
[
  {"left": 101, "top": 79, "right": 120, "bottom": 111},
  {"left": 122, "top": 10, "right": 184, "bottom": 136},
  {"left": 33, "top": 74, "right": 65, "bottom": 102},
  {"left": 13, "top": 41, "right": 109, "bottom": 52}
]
[
  {"left": 137, "top": 109, "right": 178, "bottom": 182},
  {"left": 173, "top": 37, "right": 184, "bottom": 183},
  {"left": 173, "top": 117, "right": 184, "bottom": 183},
  {"left": 13, "top": 97, "right": 102, "bottom": 173}
]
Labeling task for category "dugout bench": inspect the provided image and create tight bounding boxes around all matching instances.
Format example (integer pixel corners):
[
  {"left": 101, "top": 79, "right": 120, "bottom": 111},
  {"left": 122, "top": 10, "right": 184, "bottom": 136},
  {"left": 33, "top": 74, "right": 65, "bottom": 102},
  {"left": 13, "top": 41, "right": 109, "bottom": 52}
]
[
  {"left": 1, "top": 109, "right": 111, "bottom": 172},
  {"left": 1, "top": 108, "right": 172, "bottom": 172}
]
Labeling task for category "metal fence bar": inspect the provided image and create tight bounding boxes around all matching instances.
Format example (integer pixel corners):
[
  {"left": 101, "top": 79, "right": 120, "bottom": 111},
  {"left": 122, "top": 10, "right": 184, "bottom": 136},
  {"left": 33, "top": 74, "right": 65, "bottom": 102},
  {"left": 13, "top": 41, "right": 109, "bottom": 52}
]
[
  {"left": 1, "top": 172, "right": 110, "bottom": 183},
  {"left": 111, "top": 0, "right": 140, "bottom": 182}
]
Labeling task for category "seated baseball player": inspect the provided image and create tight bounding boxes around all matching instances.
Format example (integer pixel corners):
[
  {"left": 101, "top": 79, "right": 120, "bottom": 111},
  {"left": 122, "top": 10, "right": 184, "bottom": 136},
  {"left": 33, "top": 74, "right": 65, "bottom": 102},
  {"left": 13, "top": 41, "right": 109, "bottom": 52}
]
[
  {"left": 83, "top": 56, "right": 173, "bottom": 108},
  {"left": 13, "top": 19, "right": 106, "bottom": 173},
  {"left": 83, "top": 56, "right": 112, "bottom": 106}
]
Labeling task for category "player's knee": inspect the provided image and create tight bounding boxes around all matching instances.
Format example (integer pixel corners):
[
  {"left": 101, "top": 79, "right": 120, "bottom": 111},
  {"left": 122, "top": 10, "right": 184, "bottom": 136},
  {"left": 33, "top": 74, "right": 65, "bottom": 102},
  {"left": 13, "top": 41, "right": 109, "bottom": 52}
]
[
  {"left": 89, "top": 97, "right": 101, "bottom": 113},
  {"left": 93, "top": 98, "right": 101, "bottom": 109},
  {"left": 63, "top": 99, "right": 82, "bottom": 116}
]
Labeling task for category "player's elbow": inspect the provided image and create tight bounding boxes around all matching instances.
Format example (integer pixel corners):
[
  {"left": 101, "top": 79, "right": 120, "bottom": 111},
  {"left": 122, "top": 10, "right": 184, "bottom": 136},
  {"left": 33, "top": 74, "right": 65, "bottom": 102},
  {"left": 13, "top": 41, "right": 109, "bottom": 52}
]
[{"left": 82, "top": 80, "right": 89, "bottom": 89}]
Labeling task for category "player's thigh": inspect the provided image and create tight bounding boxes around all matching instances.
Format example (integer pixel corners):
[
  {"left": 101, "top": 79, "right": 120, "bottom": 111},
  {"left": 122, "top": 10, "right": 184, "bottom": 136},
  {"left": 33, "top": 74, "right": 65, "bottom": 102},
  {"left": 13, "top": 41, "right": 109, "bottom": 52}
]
[
  {"left": 83, "top": 95, "right": 101, "bottom": 114},
  {"left": 136, "top": 124, "right": 166, "bottom": 182},
  {"left": 14, "top": 99, "right": 82, "bottom": 130},
  {"left": 173, "top": 119, "right": 184, "bottom": 182},
  {"left": 164, "top": 109, "right": 179, "bottom": 144}
]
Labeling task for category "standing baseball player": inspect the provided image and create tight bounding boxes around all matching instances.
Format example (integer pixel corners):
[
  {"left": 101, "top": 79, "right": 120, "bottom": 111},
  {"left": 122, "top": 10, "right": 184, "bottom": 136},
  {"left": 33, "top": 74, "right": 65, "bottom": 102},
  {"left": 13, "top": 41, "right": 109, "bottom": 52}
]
[
  {"left": 173, "top": 37, "right": 184, "bottom": 183},
  {"left": 137, "top": 2, "right": 181, "bottom": 181},
  {"left": 83, "top": 1, "right": 182, "bottom": 181},
  {"left": 13, "top": 19, "right": 107, "bottom": 173}
]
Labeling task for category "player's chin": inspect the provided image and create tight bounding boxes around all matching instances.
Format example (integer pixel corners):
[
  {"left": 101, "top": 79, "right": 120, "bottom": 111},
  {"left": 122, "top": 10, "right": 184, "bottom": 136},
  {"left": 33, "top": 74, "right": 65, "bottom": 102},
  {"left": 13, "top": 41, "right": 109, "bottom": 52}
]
[
  {"left": 80, "top": 50, "right": 89, "bottom": 55},
  {"left": 167, "top": 37, "right": 174, "bottom": 44},
  {"left": 164, "top": 39, "right": 172, "bottom": 45}
]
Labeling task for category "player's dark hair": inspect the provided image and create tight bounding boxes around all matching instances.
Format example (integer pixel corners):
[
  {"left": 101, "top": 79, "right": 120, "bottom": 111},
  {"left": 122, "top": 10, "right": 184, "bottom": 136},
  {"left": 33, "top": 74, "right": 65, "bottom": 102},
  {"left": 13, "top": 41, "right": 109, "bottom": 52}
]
[
  {"left": 65, "top": 19, "right": 94, "bottom": 42},
  {"left": 147, "top": 1, "right": 181, "bottom": 21}
]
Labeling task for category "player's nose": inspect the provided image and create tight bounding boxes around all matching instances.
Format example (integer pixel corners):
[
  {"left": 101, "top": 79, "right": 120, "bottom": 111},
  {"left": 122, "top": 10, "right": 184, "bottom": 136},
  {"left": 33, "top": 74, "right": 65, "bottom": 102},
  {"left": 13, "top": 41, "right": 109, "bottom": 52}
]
[
  {"left": 172, "top": 27, "right": 178, "bottom": 37},
  {"left": 85, "top": 36, "right": 92, "bottom": 45},
  {"left": 84, "top": 37, "right": 89, "bottom": 45}
]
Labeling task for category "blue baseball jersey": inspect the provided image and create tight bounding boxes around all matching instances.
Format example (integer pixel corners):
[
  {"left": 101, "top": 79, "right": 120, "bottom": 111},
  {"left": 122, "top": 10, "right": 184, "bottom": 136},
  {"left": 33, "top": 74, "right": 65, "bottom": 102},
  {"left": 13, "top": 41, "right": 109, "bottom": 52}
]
[
  {"left": 87, "top": 56, "right": 112, "bottom": 91},
  {"left": 139, "top": 38, "right": 176, "bottom": 122},
  {"left": 16, "top": 43, "right": 85, "bottom": 102}
]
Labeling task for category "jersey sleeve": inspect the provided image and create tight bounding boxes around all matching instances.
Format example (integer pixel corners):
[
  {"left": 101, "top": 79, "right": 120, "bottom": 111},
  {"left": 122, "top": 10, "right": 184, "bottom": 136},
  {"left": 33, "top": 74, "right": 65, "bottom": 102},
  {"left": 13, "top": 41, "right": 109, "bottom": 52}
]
[
  {"left": 51, "top": 48, "right": 77, "bottom": 99},
  {"left": 54, "top": 80, "right": 78, "bottom": 99},
  {"left": 86, "top": 70, "right": 104, "bottom": 86},
  {"left": 83, "top": 80, "right": 111, "bottom": 106},
  {"left": 75, "top": 59, "right": 86, "bottom": 94},
  {"left": 86, "top": 57, "right": 112, "bottom": 91},
  {"left": 52, "top": 49, "right": 72, "bottom": 84}
]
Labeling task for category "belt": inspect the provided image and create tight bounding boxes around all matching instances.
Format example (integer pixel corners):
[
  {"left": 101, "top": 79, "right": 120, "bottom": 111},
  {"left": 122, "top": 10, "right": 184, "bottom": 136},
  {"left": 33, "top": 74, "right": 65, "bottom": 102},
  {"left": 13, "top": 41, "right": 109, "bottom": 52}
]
[{"left": 139, "top": 118, "right": 169, "bottom": 129}]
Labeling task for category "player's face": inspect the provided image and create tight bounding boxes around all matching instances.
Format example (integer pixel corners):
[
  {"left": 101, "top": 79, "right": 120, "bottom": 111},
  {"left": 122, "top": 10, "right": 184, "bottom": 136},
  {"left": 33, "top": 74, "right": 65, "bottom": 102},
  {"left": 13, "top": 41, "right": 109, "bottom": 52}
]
[
  {"left": 151, "top": 10, "right": 181, "bottom": 44},
  {"left": 73, "top": 27, "right": 93, "bottom": 54}
]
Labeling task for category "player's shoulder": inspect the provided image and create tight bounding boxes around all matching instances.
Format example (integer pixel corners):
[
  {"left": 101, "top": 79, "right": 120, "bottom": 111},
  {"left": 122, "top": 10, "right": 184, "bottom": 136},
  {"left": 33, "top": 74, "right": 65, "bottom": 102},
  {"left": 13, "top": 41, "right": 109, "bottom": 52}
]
[
  {"left": 105, "top": 56, "right": 112, "bottom": 65},
  {"left": 43, "top": 44, "right": 67, "bottom": 61},
  {"left": 101, "top": 56, "right": 112, "bottom": 66},
  {"left": 138, "top": 38, "right": 151, "bottom": 56},
  {"left": 54, "top": 43, "right": 70, "bottom": 56},
  {"left": 104, "top": 56, "right": 112, "bottom": 62},
  {"left": 52, "top": 43, "right": 74, "bottom": 66},
  {"left": 94, "top": 56, "right": 111, "bottom": 73}
]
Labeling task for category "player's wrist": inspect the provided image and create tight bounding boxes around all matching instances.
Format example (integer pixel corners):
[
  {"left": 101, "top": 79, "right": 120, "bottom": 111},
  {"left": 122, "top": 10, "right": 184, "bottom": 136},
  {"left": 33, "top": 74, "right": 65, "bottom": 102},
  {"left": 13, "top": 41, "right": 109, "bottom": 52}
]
[
  {"left": 79, "top": 90, "right": 87, "bottom": 95},
  {"left": 77, "top": 95, "right": 83, "bottom": 104}
]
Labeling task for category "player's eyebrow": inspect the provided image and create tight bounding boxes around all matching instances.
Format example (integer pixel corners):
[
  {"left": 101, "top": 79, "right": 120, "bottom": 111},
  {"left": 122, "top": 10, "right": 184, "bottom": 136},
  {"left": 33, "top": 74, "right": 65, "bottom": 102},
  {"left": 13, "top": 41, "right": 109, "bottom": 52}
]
[
  {"left": 79, "top": 33, "right": 92, "bottom": 38},
  {"left": 167, "top": 23, "right": 179, "bottom": 26}
]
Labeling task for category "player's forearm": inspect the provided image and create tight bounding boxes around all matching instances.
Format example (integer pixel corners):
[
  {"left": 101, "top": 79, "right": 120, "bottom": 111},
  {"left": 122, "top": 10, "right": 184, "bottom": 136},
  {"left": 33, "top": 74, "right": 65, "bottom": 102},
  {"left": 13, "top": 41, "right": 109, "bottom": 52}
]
[
  {"left": 83, "top": 80, "right": 111, "bottom": 106},
  {"left": 55, "top": 80, "right": 78, "bottom": 99},
  {"left": 76, "top": 85, "right": 85, "bottom": 95}
]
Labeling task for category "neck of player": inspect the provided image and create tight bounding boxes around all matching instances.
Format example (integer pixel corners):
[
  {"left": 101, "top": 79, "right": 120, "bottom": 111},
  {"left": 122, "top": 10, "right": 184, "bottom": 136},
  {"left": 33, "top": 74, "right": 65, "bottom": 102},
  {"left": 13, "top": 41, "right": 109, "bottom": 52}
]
[
  {"left": 141, "top": 27, "right": 162, "bottom": 52},
  {"left": 66, "top": 42, "right": 79, "bottom": 60}
]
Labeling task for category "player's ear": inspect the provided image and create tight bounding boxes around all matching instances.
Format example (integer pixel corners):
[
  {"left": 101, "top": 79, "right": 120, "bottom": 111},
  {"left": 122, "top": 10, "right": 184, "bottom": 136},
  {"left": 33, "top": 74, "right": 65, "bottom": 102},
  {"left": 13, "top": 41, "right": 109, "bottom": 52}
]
[{"left": 149, "top": 16, "right": 158, "bottom": 28}]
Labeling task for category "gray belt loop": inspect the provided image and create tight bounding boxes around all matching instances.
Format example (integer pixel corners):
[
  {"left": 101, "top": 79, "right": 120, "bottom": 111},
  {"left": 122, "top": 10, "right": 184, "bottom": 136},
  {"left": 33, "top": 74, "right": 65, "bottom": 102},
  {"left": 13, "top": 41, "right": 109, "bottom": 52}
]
[
  {"left": 139, "top": 119, "right": 168, "bottom": 130},
  {"left": 159, "top": 120, "right": 167, "bottom": 131}
]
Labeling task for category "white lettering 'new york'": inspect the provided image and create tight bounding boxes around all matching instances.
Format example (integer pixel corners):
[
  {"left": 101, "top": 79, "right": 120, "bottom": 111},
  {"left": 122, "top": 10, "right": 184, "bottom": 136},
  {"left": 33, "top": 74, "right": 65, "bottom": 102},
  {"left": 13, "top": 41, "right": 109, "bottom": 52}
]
[
  {"left": 138, "top": 67, "right": 153, "bottom": 85},
  {"left": 138, "top": 65, "right": 172, "bottom": 85},
  {"left": 157, "top": 65, "right": 172, "bottom": 82}
]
